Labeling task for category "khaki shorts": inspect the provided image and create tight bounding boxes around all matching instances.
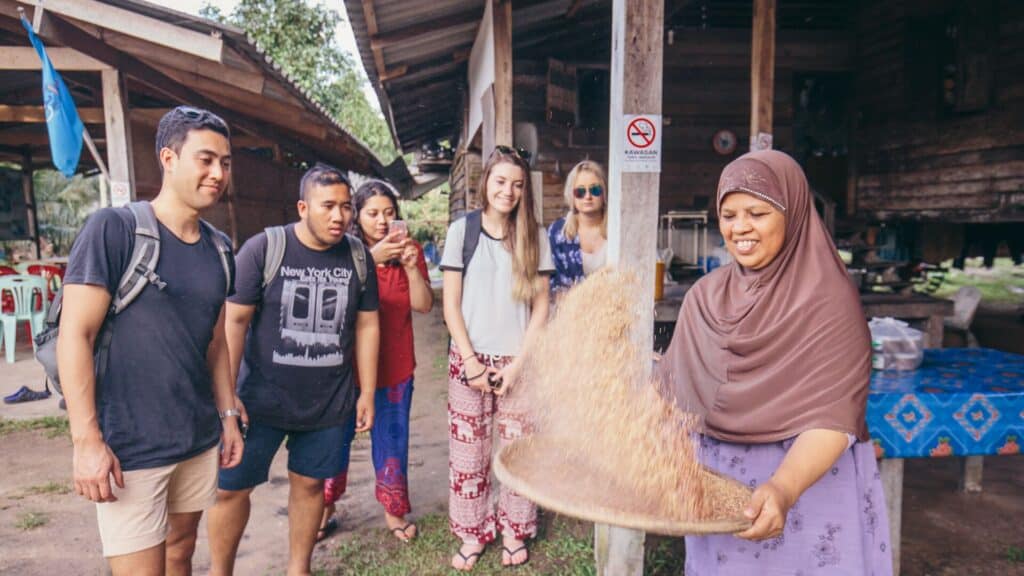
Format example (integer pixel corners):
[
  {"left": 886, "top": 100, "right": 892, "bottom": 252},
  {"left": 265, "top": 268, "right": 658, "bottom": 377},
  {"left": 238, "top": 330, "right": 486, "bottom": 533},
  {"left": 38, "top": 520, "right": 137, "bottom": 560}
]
[{"left": 96, "top": 446, "right": 219, "bottom": 557}]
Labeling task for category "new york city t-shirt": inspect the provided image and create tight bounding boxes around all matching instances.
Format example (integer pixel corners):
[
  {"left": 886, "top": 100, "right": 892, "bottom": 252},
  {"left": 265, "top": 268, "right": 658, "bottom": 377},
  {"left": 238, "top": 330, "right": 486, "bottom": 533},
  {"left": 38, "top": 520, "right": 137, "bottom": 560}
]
[
  {"left": 229, "top": 224, "right": 379, "bottom": 430},
  {"left": 63, "top": 207, "right": 233, "bottom": 471}
]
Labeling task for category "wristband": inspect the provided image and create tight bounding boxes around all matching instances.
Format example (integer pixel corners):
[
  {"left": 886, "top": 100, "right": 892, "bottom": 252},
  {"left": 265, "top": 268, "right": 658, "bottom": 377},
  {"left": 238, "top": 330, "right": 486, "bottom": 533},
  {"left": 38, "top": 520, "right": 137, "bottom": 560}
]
[
  {"left": 462, "top": 367, "right": 488, "bottom": 382},
  {"left": 219, "top": 408, "right": 241, "bottom": 420}
]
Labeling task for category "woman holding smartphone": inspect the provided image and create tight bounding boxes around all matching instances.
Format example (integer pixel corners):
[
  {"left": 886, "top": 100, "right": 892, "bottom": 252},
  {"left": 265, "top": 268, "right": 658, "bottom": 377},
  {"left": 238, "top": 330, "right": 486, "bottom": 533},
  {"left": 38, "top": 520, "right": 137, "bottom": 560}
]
[
  {"left": 440, "top": 146, "right": 554, "bottom": 570},
  {"left": 319, "top": 179, "right": 433, "bottom": 543}
]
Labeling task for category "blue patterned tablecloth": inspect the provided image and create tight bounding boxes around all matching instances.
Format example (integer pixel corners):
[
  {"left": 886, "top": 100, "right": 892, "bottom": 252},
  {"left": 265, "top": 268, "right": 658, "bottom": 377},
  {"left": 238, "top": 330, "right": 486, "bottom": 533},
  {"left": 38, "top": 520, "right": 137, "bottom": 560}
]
[{"left": 868, "top": 348, "right": 1024, "bottom": 459}]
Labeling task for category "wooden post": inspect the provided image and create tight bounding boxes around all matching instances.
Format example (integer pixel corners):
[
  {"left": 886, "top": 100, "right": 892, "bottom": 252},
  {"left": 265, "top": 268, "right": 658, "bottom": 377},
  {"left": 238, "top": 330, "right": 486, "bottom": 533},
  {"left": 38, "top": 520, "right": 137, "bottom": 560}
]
[
  {"left": 959, "top": 456, "right": 984, "bottom": 493},
  {"left": 749, "top": 0, "right": 775, "bottom": 151},
  {"left": 101, "top": 69, "right": 135, "bottom": 205},
  {"left": 879, "top": 458, "right": 903, "bottom": 576},
  {"left": 493, "top": 0, "right": 513, "bottom": 147},
  {"left": 21, "top": 150, "right": 41, "bottom": 259},
  {"left": 597, "top": 0, "right": 663, "bottom": 572}
]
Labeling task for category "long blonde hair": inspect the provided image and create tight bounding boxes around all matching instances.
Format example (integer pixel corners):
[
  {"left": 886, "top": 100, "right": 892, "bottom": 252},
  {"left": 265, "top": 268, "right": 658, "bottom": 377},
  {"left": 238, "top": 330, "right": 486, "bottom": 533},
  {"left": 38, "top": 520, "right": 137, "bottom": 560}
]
[
  {"left": 562, "top": 160, "right": 608, "bottom": 240},
  {"left": 479, "top": 148, "right": 544, "bottom": 302}
]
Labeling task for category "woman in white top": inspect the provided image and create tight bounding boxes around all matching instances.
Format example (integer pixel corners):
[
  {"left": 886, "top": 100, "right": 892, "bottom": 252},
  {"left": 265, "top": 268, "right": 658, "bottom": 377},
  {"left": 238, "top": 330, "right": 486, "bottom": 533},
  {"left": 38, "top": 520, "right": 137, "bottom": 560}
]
[
  {"left": 439, "top": 145, "right": 554, "bottom": 571},
  {"left": 548, "top": 160, "right": 608, "bottom": 295}
]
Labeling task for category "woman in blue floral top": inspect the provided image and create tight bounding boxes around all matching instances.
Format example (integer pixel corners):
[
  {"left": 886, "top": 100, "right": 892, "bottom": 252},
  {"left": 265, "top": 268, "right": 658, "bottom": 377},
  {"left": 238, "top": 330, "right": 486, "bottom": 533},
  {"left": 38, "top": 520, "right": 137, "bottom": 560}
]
[{"left": 548, "top": 160, "right": 608, "bottom": 294}]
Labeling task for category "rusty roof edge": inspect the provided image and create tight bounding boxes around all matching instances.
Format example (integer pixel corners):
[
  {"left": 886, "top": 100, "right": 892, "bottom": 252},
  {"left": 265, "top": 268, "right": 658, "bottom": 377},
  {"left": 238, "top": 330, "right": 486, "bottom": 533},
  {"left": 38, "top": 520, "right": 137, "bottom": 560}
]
[
  {"left": 343, "top": 0, "right": 405, "bottom": 156},
  {"left": 99, "top": 0, "right": 389, "bottom": 178}
]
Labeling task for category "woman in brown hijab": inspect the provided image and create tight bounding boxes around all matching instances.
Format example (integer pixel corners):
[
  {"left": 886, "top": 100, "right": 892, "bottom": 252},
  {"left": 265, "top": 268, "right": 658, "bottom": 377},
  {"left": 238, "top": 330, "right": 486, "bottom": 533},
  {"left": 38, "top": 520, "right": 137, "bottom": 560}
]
[{"left": 660, "top": 150, "right": 892, "bottom": 575}]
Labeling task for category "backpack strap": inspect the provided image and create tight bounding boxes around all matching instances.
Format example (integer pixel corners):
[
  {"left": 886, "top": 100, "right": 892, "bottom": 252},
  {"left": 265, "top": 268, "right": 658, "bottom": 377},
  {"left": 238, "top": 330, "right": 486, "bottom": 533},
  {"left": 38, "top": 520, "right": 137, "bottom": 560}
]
[
  {"left": 262, "top": 226, "right": 287, "bottom": 288},
  {"left": 345, "top": 234, "right": 368, "bottom": 293},
  {"left": 200, "top": 219, "right": 234, "bottom": 297},
  {"left": 462, "top": 209, "right": 483, "bottom": 272},
  {"left": 113, "top": 202, "right": 163, "bottom": 314}
]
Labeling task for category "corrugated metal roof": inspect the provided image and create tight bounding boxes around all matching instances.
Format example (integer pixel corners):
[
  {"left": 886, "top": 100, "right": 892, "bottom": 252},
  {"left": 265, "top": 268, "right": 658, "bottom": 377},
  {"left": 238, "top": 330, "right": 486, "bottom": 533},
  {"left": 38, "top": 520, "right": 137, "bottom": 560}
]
[
  {"left": 346, "top": 0, "right": 618, "bottom": 153},
  {"left": 346, "top": 0, "right": 852, "bottom": 154},
  {"left": 93, "top": 0, "right": 388, "bottom": 177}
]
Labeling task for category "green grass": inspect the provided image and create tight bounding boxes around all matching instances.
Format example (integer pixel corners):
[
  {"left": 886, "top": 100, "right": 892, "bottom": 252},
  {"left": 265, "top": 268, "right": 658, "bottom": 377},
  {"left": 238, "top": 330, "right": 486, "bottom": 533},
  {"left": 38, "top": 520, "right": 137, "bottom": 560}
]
[
  {"left": 15, "top": 512, "right": 49, "bottom": 531},
  {"left": 315, "top": 512, "right": 684, "bottom": 576},
  {"left": 1009, "top": 545, "right": 1024, "bottom": 563},
  {"left": 24, "top": 481, "right": 72, "bottom": 496},
  {"left": 0, "top": 416, "right": 69, "bottom": 439},
  {"left": 931, "top": 258, "right": 1024, "bottom": 306}
]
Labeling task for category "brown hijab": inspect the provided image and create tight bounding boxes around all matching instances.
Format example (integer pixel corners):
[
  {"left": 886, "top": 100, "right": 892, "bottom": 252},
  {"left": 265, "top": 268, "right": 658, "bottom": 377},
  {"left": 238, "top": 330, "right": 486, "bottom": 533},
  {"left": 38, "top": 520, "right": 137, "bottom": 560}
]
[{"left": 659, "top": 150, "right": 870, "bottom": 443}]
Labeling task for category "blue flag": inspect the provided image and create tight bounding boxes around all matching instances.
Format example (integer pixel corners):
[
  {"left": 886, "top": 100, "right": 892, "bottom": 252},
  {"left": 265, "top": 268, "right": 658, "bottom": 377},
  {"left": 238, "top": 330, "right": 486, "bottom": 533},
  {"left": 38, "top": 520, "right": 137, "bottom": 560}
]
[{"left": 22, "top": 16, "right": 84, "bottom": 178}]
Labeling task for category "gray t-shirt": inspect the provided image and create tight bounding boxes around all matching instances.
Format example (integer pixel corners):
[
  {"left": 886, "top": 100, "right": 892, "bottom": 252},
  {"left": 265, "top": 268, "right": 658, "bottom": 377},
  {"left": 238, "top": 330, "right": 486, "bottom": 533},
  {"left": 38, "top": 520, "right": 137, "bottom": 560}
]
[{"left": 440, "top": 217, "right": 554, "bottom": 356}]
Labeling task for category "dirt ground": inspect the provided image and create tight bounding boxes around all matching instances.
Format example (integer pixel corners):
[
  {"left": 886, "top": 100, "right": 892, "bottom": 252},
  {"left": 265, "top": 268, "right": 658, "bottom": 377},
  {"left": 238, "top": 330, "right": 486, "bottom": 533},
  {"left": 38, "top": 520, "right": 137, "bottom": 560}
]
[{"left": 1, "top": 304, "right": 1023, "bottom": 575}]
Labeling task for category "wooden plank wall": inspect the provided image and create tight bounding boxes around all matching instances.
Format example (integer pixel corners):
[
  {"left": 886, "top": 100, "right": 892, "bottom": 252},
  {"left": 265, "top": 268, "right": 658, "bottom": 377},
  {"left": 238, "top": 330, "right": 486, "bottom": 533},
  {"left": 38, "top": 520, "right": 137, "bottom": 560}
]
[
  {"left": 854, "top": 0, "right": 1024, "bottom": 222},
  {"left": 512, "top": 29, "right": 847, "bottom": 224}
]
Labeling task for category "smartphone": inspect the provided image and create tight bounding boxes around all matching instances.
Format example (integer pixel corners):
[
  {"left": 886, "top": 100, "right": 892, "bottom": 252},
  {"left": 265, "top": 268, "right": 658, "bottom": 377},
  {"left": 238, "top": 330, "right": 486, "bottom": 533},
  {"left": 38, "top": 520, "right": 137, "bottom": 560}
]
[{"left": 388, "top": 219, "right": 409, "bottom": 241}]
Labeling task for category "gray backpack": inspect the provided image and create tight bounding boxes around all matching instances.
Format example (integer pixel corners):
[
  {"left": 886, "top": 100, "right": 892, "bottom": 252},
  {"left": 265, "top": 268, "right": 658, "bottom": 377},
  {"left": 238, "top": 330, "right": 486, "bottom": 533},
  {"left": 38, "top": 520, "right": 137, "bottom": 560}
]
[
  {"left": 34, "top": 202, "right": 233, "bottom": 395},
  {"left": 260, "top": 226, "right": 367, "bottom": 290}
]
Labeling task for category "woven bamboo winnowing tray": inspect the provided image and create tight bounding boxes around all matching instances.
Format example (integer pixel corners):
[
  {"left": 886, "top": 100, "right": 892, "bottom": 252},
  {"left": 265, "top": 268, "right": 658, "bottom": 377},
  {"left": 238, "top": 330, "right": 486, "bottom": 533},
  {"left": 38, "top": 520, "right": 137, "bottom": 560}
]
[{"left": 494, "top": 435, "right": 753, "bottom": 536}]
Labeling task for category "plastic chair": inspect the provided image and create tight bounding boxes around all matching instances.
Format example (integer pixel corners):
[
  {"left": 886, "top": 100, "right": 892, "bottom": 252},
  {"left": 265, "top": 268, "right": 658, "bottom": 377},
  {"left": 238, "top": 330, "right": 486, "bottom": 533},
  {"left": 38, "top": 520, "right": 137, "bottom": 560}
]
[
  {"left": 26, "top": 264, "right": 64, "bottom": 303},
  {"left": 943, "top": 286, "right": 982, "bottom": 347},
  {"left": 0, "top": 275, "right": 48, "bottom": 363},
  {"left": 0, "top": 265, "right": 15, "bottom": 315}
]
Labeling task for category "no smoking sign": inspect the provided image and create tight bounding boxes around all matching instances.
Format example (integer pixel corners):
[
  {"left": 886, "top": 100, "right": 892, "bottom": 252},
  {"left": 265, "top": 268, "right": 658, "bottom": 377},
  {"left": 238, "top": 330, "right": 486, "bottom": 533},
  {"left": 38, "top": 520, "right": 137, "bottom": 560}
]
[{"left": 622, "top": 114, "right": 662, "bottom": 173}]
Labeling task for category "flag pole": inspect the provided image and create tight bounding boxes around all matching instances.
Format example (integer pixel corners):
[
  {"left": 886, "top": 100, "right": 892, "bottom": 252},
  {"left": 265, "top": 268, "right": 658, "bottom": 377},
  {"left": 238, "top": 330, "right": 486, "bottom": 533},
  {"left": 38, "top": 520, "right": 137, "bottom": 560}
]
[{"left": 82, "top": 129, "right": 111, "bottom": 184}]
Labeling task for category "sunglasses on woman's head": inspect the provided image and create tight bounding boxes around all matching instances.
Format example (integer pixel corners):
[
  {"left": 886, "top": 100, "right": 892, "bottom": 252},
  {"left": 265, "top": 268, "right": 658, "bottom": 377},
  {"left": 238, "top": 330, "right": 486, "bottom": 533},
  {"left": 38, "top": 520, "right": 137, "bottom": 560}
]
[
  {"left": 573, "top": 184, "right": 603, "bottom": 199},
  {"left": 493, "top": 144, "right": 532, "bottom": 162}
]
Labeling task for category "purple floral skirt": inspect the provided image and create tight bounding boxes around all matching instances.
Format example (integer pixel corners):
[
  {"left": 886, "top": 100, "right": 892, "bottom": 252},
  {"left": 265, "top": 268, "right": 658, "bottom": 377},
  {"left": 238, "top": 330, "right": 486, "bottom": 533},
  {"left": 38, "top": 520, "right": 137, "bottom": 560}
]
[{"left": 685, "top": 435, "right": 893, "bottom": 576}]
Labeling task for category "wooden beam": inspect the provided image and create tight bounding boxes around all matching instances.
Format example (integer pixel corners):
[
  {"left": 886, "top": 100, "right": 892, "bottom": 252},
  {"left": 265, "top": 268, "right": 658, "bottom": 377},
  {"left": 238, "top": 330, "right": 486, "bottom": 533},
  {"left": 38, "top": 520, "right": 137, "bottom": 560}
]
[
  {"left": 101, "top": 34, "right": 266, "bottom": 95},
  {"left": 0, "top": 46, "right": 111, "bottom": 70},
  {"left": 379, "top": 65, "right": 409, "bottom": 82},
  {"left": 17, "top": 0, "right": 224, "bottom": 62},
  {"left": 566, "top": 0, "right": 585, "bottom": 18},
  {"left": 22, "top": 149, "right": 41, "bottom": 258},
  {"left": 598, "top": 0, "right": 663, "bottom": 571},
  {"left": 370, "top": 8, "right": 483, "bottom": 51},
  {"left": 22, "top": 11, "right": 380, "bottom": 175},
  {"left": 749, "top": 0, "right": 776, "bottom": 150},
  {"left": 361, "top": 0, "right": 388, "bottom": 83},
  {"left": 102, "top": 69, "right": 134, "bottom": 205},
  {"left": 493, "top": 0, "right": 513, "bottom": 148},
  {"left": 0, "top": 104, "right": 104, "bottom": 124}
]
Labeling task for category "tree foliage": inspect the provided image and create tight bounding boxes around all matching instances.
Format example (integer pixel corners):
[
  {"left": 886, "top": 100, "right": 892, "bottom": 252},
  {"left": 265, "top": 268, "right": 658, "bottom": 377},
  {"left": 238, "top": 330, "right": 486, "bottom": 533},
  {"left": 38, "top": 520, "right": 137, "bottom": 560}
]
[{"left": 201, "top": 0, "right": 397, "bottom": 163}]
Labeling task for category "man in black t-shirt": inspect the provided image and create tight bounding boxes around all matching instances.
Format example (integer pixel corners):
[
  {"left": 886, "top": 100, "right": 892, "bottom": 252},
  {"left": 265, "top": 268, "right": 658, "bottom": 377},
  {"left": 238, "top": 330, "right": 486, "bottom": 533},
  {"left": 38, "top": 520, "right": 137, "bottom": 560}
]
[
  {"left": 208, "top": 164, "right": 380, "bottom": 576},
  {"left": 60, "top": 107, "right": 244, "bottom": 574}
]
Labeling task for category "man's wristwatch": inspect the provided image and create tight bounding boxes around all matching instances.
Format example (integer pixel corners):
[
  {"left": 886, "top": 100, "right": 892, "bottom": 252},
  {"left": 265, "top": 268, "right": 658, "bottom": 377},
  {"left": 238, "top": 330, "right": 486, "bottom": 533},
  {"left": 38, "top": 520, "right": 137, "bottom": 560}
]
[{"left": 219, "top": 408, "right": 241, "bottom": 420}]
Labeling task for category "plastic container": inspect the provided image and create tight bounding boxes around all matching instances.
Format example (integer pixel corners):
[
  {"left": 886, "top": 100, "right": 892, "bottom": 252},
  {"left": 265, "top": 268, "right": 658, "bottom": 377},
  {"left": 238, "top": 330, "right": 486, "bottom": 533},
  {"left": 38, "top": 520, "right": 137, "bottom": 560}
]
[{"left": 868, "top": 317, "right": 925, "bottom": 371}]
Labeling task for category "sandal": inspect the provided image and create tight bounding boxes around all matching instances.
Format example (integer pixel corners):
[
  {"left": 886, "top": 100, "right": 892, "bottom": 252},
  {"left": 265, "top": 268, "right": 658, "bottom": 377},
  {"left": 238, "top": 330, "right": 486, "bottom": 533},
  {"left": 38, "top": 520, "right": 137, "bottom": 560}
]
[
  {"left": 451, "top": 543, "right": 484, "bottom": 571},
  {"left": 501, "top": 544, "right": 529, "bottom": 568},
  {"left": 316, "top": 517, "right": 338, "bottom": 542},
  {"left": 390, "top": 522, "right": 417, "bottom": 543},
  {"left": 3, "top": 385, "right": 51, "bottom": 404}
]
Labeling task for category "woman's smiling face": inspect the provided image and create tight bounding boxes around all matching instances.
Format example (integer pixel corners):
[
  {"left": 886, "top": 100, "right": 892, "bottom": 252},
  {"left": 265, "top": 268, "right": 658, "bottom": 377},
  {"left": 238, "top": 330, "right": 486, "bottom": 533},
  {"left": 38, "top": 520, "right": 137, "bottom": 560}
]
[{"left": 718, "top": 192, "right": 786, "bottom": 270}]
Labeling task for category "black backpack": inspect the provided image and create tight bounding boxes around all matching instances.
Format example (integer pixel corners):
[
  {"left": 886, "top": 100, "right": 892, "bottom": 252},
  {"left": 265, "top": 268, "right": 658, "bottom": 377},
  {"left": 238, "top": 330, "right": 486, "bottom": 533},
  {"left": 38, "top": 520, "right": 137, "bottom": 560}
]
[
  {"left": 34, "top": 202, "right": 233, "bottom": 395},
  {"left": 461, "top": 209, "right": 484, "bottom": 273},
  {"left": 259, "top": 226, "right": 367, "bottom": 290}
]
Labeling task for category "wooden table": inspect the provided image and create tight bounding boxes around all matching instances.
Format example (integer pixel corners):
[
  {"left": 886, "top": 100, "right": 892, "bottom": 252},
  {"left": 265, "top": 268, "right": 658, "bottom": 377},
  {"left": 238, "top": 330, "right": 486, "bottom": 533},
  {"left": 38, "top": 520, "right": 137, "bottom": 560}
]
[
  {"left": 860, "top": 292, "right": 954, "bottom": 349},
  {"left": 656, "top": 286, "right": 954, "bottom": 344}
]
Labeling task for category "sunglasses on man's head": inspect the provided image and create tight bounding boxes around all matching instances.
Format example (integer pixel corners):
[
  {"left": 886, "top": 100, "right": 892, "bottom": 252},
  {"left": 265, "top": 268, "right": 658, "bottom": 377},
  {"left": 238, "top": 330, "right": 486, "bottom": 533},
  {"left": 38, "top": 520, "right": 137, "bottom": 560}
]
[
  {"left": 173, "top": 106, "right": 229, "bottom": 130},
  {"left": 494, "top": 144, "right": 532, "bottom": 163},
  {"left": 573, "top": 184, "right": 603, "bottom": 199}
]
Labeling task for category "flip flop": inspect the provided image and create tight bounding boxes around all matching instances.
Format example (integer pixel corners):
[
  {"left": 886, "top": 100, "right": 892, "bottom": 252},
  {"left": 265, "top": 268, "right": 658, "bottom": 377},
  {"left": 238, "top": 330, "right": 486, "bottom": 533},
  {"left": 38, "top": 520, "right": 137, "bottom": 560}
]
[
  {"left": 3, "top": 386, "right": 51, "bottom": 404},
  {"left": 501, "top": 544, "right": 529, "bottom": 568},
  {"left": 452, "top": 544, "right": 484, "bottom": 571},
  {"left": 390, "top": 522, "right": 417, "bottom": 543},
  {"left": 316, "top": 517, "right": 338, "bottom": 542}
]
